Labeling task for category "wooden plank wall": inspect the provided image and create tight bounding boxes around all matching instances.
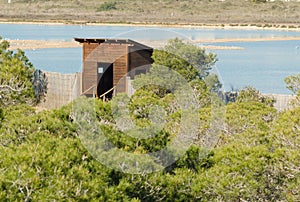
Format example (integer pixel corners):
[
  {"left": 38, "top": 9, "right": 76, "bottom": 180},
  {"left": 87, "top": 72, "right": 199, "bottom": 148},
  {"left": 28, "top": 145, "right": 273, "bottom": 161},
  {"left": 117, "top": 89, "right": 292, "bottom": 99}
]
[
  {"left": 128, "top": 46, "right": 153, "bottom": 78},
  {"left": 82, "top": 43, "right": 128, "bottom": 96},
  {"left": 114, "top": 53, "right": 128, "bottom": 93}
]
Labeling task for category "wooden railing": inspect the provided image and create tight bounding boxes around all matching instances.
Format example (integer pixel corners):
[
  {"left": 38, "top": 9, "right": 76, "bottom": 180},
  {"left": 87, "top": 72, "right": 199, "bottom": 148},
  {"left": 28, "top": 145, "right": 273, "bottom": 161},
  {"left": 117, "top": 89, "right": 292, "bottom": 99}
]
[
  {"left": 80, "top": 85, "right": 96, "bottom": 97},
  {"left": 98, "top": 86, "right": 116, "bottom": 101}
]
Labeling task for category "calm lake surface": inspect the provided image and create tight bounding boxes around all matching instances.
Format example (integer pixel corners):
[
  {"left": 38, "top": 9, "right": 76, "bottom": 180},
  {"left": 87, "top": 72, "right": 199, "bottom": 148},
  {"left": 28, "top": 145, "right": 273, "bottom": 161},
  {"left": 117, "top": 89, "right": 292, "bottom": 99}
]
[{"left": 1, "top": 23, "right": 300, "bottom": 94}]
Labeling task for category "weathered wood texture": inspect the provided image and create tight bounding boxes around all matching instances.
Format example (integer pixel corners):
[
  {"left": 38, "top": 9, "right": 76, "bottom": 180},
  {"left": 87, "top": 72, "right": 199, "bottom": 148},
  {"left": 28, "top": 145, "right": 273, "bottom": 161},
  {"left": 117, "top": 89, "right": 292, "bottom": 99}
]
[
  {"left": 82, "top": 43, "right": 128, "bottom": 95},
  {"left": 127, "top": 47, "right": 153, "bottom": 84},
  {"left": 129, "top": 46, "right": 153, "bottom": 74},
  {"left": 38, "top": 71, "right": 82, "bottom": 109}
]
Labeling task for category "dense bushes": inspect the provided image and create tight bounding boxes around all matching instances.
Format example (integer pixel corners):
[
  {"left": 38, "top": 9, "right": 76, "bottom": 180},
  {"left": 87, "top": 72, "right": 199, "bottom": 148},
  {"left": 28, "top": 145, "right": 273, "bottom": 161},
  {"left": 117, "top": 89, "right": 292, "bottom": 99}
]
[
  {"left": 1, "top": 38, "right": 300, "bottom": 201},
  {"left": 0, "top": 94, "right": 300, "bottom": 201},
  {"left": 0, "top": 37, "right": 35, "bottom": 106}
]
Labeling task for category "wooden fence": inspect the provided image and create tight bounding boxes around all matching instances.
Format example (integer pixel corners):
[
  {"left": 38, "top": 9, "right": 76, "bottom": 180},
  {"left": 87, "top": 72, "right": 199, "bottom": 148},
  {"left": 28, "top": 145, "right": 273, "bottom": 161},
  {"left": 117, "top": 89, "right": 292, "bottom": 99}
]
[
  {"left": 263, "top": 93, "right": 295, "bottom": 111},
  {"left": 38, "top": 71, "right": 82, "bottom": 109},
  {"left": 38, "top": 72, "right": 295, "bottom": 112}
]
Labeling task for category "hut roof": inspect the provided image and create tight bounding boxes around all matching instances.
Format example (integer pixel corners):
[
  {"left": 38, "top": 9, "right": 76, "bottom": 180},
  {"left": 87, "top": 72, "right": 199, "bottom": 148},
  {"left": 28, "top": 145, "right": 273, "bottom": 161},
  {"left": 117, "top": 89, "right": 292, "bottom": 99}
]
[{"left": 74, "top": 38, "right": 152, "bottom": 50}]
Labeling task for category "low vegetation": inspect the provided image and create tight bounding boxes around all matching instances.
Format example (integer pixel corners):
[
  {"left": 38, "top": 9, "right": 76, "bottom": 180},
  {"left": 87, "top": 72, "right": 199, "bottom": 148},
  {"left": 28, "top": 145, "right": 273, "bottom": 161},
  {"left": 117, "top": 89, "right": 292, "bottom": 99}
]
[
  {"left": 96, "top": 2, "right": 117, "bottom": 12},
  {"left": 1, "top": 37, "right": 300, "bottom": 201}
]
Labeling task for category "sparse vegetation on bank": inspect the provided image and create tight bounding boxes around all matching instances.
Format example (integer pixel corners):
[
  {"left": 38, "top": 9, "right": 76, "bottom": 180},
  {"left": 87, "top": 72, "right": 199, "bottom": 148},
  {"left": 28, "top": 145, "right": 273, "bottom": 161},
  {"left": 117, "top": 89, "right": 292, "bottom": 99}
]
[{"left": 0, "top": 0, "right": 300, "bottom": 27}]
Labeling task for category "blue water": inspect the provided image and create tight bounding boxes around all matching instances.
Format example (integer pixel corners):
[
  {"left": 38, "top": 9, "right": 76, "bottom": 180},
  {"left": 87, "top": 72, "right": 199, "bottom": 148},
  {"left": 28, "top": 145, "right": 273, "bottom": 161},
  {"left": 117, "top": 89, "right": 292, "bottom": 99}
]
[
  {"left": 1, "top": 23, "right": 300, "bottom": 94},
  {"left": 25, "top": 48, "right": 82, "bottom": 73},
  {"left": 2, "top": 23, "right": 300, "bottom": 41},
  {"left": 212, "top": 40, "right": 300, "bottom": 94}
]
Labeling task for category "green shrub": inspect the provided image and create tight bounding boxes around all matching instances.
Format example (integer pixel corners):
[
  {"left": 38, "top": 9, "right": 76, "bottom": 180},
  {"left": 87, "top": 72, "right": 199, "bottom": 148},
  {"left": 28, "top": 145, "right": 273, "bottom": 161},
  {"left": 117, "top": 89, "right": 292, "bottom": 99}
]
[
  {"left": 236, "top": 86, "right": 275, "bottom": 107},
  {"left": 0, "top": 36, "right": 35, "bottom": 106},
  {"left": 251, "top": 0, "right": 267, "bottom": 3},
  {"left": 96, "top": 2, "right": 117, "bottom": 12}
]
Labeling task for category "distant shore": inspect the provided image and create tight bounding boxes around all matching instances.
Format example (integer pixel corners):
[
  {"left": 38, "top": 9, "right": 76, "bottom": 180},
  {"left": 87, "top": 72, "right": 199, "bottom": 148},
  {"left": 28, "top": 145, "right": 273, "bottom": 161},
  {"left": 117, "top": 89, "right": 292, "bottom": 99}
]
[
  {"left": 6, "top": 35, "right": 300, "bottom": 51},
  {"left": 7, "top": 40, "right": 81, "bottom": 50},
  {"left": 1, "top": 0, "right": 300, "bottom": 33},
  {"left": 1, "top": 21, "right": 300, "bottom": 33},
  {"left": 7, "top": 39, "right": 244, "bottom": 51}
]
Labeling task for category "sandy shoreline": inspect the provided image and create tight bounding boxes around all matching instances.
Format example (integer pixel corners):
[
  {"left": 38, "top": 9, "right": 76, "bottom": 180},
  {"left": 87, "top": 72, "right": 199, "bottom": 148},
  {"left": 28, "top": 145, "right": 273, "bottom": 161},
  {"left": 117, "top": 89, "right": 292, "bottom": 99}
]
[
  {"left": 7, "top": 40, "right": 81, "bottom": 50},
  {"left": 193, "top": 36, "right": 300, "bottom": 44},
  {"left": 5, "top": 36, "right": 300, "bottom": 50},
  {"left": 7, "top": 39, "right": 245, "bottom": 50},
  {"left": 1, "top": 21, "right": 300, "bottom": 32}
]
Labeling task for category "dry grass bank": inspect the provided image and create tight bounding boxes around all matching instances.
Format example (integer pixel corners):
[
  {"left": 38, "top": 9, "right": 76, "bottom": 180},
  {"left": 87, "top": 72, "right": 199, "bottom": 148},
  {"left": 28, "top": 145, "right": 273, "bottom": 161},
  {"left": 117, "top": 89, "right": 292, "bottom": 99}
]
[{"left": 0, "top": 0, "right": 300, "bottom": 27}]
